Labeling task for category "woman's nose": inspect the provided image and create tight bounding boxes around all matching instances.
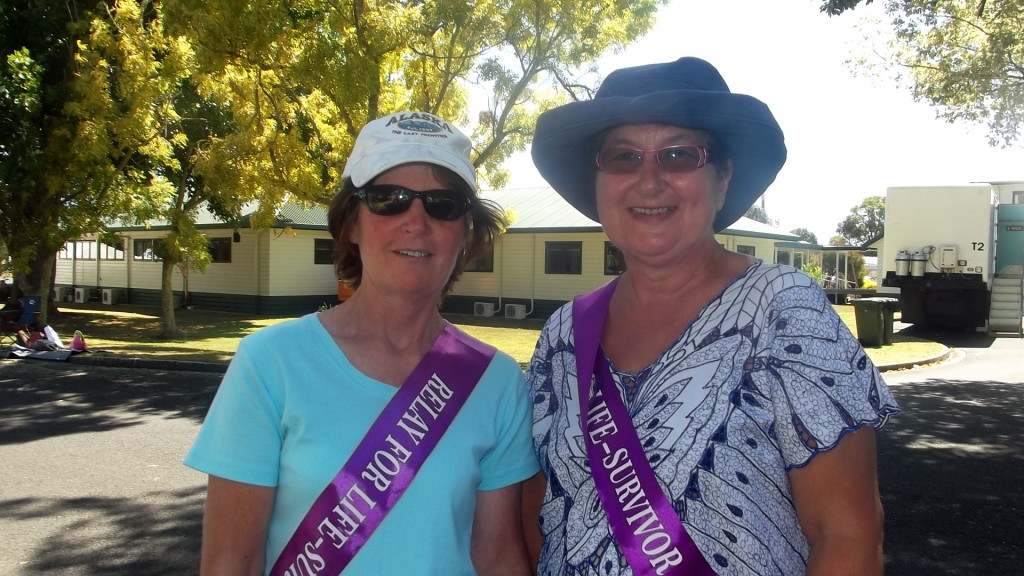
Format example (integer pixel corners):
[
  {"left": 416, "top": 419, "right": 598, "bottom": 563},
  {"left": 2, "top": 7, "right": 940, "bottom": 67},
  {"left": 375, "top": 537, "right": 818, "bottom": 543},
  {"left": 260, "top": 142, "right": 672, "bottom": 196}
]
[{"left": 399, "top": 198, "right": 431, "bottom": 229}]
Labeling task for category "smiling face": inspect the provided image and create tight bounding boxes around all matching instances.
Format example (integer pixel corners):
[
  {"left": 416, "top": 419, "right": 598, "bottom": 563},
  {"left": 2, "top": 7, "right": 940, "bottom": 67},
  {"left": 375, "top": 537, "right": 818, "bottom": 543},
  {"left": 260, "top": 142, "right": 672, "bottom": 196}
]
[
  {"left": 595, "top": 123, "right": 733, "bottom": 268},
  {"left": 348, "top": 163, "right": 468, "bottom": 300}
]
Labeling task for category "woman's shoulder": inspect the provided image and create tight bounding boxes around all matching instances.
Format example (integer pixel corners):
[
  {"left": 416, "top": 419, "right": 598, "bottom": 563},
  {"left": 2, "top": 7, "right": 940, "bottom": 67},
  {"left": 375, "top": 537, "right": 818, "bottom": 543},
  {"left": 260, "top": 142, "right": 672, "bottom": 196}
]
[
  {"left": 717, "top": 261, "right": 827, "bottom": 316},
  {"left": 538, "top": 301, "right": 575, "bottom": 337},
  {"left": 236, "top": 313, "right": 322, "bottom": 352},
  {"left": 745, "top": 259, "right": 817, "bottom": 286},
  {"left": 448, "top": 324, "right": 522, "bottom": 372},
  {"left": 725, "top": 260, "right": 821, "bottom": 301}
]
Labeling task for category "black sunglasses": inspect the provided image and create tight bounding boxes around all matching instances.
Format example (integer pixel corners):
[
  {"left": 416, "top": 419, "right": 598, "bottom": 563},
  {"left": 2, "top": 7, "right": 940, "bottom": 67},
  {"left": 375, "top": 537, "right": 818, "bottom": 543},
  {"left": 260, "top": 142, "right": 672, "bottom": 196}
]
[{"left": 355, "top": 185, "right": 470, "bottom": 221}]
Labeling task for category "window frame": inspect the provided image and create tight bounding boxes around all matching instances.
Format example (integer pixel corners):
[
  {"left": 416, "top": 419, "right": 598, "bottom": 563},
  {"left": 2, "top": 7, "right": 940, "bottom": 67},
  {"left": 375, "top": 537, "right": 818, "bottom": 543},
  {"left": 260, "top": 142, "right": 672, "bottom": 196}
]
[
  {"left": 133, "top": 238, "right": 163, "bottom": 261},
  {"left": 314, "top": 238, "right": 336, "bottom": 265},
  {"left": 465, "top": 244, "right": 495, "bottom": 273},
  {"left": 604, "top": 242, "right": 626, "bottom": 275},
  {"left": 544, "top": 241, "right": 583, "bottom": 275},
  {"left": 99, "top": 237, "right": 125, "bottom": 261},
  {"left": 208, "top": 237, "right": 232, "bottom": 263}
]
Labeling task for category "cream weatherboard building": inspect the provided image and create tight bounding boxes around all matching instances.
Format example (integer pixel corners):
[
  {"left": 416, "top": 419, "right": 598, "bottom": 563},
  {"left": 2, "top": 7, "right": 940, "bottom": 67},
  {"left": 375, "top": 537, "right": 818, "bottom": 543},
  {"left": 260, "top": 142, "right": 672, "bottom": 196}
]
[{"left": 53, "top": 187, "right": 806, "bottom": 318}]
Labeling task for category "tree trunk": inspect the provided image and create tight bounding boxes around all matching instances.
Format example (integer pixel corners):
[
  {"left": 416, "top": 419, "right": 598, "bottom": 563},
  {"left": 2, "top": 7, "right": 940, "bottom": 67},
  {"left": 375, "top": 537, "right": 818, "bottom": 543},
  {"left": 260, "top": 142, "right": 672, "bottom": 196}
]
[
  {"left": 19, "top": 250, "right": 56, "bottom": 325},
  {"left": 158, "top": 257, "right": 183, "bottom": 339}
]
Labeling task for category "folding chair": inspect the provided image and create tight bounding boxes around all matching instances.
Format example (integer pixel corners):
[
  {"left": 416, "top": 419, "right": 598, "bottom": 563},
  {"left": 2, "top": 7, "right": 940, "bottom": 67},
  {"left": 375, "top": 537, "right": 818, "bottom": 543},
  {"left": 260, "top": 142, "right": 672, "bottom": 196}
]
[{"left": 0, "top": 296, "right": 42, "bottom": 348}]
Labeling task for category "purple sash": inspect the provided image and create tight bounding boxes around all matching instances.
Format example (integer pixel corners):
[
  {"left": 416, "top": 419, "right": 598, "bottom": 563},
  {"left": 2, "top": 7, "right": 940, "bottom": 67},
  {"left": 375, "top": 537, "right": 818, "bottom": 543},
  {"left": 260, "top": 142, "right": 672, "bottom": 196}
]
[
  {"left": 573, "top": 279, "right": 715, "bottom": 576},
  {"left": 269, "top": 324, "right": 495, "bottom": 576}
]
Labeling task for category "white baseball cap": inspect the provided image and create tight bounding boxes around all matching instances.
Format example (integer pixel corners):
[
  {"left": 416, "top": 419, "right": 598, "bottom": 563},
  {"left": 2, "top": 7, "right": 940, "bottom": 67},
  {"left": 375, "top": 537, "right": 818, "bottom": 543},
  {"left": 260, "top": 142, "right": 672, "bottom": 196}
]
[{"left": 342, "top": 111, "right": 478, "bottom": 192}]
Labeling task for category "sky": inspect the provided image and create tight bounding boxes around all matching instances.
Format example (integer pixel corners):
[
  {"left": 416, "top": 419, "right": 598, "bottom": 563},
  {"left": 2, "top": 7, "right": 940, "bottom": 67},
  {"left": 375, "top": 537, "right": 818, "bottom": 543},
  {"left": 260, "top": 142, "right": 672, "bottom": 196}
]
[{"left": 501, "top": 0, "right": 1023, "bottom": 243}]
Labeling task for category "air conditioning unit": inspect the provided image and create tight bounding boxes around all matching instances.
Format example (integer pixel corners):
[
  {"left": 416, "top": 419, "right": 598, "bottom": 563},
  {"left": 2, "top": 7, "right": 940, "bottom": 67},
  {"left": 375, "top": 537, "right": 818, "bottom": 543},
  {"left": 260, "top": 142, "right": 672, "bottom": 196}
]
[
  {"left": 473, "top": 302, "right": 496, "bottom": 317},
  {"left": 101, "top": 288, "right": 119, "bottom": 305},
  {"left": 505, "top": 303, "right": 528, "bottom": 320},
  {"left": 74, "top": 287, "right": 93, "bottom": 304},
  {"left": 54, "top": 287, "right": 71, "bottom": 302}
]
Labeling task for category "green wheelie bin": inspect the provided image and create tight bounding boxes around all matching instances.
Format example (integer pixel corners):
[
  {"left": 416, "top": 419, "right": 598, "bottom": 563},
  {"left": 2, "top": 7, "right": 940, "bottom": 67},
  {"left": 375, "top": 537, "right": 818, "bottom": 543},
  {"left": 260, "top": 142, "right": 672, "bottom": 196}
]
[{"left": 852, "top": 298, "right": 887, "bottom": 347}]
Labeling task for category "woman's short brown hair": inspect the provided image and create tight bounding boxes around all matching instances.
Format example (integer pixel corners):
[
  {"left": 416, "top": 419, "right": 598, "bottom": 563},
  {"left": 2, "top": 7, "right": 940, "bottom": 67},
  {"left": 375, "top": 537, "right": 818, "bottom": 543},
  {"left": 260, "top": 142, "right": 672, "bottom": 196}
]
[{"left": 327, "top": 164, "right": 507, "bottom": 300}]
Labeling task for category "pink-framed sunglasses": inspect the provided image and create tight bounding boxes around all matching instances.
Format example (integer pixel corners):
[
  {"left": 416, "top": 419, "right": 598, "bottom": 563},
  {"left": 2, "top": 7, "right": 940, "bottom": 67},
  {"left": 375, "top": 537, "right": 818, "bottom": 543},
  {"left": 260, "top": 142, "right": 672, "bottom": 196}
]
[{"left": 595, "top": 145, "right": 711, "bottom": 174}]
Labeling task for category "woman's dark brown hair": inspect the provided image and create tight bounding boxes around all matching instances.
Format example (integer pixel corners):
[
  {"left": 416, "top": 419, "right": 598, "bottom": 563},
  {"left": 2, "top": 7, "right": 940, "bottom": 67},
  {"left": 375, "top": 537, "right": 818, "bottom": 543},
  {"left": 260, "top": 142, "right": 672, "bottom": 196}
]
[{"left": 327, "top": 164, "right": 507, "bottom": 299}]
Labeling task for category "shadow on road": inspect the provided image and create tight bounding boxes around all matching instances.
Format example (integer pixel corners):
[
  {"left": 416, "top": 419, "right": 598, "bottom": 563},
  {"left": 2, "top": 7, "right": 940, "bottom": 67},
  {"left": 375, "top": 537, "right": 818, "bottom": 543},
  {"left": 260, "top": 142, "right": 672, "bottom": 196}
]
[
  {"left": 4, "top": 350, "right": 1022, "bottom": 575},
  {"left": 1, "top": 360, "right": 218, "bottom": 574},
  {"left": 0, "top": 361, "right": 219, "bottom": 445},
  {"left": 880, "top": 378, "right": 1024, "bottom": 575},
  {"left": 2, "top": 488, "right": 203, "bottom": 575}
]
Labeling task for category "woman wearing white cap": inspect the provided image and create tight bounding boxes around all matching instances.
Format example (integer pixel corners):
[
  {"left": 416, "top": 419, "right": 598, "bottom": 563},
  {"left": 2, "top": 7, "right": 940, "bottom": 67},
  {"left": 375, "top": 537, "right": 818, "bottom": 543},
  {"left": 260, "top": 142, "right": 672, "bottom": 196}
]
[
  {"left": 187, "top": 111, "right": 538, "bottom": 575},
  {"left": 524, "top": 58, "right": 899, "bottom": 575}
]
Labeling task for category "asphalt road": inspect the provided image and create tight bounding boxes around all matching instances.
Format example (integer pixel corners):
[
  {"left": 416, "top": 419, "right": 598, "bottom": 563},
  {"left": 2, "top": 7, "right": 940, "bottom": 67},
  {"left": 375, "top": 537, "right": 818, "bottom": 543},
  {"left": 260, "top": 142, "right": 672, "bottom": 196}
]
[
  {"left": 875, "top": 328, "right": 1024, "bottom": 576},
  {"left": 1, "top": 328, "right": 1021, "bottom": 575},
  {"left": 0, "top": 361, "right": 217, "bottom": 575}
]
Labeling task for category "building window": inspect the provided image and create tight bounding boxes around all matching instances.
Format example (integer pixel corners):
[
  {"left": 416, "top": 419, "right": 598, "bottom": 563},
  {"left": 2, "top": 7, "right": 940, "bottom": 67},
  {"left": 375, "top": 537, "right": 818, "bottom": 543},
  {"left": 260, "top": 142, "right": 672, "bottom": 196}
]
[
  {"left": 604, "top": 242, "right": 626, "bottom": 275},
  {"left": 314, "top": 239, "right": 336, "bottom": 265},
  {"left": 58, "top": 243, "right": 72, "bottom": 260},
  {"left": 776, "top": 250, "right": 791, "bottom": 266},
  {"left": 736, "top": 245, "right": 755, "bottom": 257},
  {"left": 465, "top": 244, "right": 494, "bottom": 272},
  {"left": 1014, "top": 190, "right": 1024, "bottom": 204},
  {"left": 133, "top": 239, "right": 163, "bottom": 261},
  {"left": 545, "top": 241, "right": 582, "bottom": 275},
  {"left": 70, "top": 240, "right": 96, "bottom": 260},
  {"left": 793, "top": 252, "right": 805, "bottom": 270},
  {"left": 99, "top": 237, "right": 125, "bottom": 260},
  {"left": 208, "top": 237, "right": 232, "bottom": 263}
]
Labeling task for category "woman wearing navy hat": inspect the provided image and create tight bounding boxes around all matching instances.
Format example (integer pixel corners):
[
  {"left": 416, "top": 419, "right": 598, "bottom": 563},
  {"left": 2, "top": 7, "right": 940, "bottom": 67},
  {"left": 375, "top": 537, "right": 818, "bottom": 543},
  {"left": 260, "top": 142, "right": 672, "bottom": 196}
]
[{"left": 524, "top": 58, "right": 899, "bottom": 575}]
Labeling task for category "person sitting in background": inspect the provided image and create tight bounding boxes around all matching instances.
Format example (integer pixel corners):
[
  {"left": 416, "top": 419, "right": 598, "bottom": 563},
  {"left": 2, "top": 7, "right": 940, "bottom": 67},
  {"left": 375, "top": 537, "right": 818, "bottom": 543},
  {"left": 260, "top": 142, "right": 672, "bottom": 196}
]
[
  {"left": 523, "top": 57, "right": 900, "bottom": 575},
  {"left": 186, "top": 111, "right": 538, "bottom": 575}
]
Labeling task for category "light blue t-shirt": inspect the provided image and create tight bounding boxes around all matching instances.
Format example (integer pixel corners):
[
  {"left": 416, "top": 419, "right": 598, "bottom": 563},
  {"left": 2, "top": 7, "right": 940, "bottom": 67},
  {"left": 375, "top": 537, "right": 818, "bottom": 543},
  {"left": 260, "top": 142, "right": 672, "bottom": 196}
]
[{"left": 185, "top": 313, "right": 538, "bottom": 575}]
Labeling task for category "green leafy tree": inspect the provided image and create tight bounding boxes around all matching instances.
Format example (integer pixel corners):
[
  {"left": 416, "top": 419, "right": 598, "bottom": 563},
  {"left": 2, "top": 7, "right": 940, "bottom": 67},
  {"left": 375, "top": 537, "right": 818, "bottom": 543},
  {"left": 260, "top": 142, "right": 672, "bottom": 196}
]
[
  {"left": 744, "top": 204, "right": 778, "bottom": 226},
  {"left": 4, "top": 0, "right": 666, "bottom": 333},
  {"left": 802, "top": 260, "right": 826, "bottom": 284},
  {"left": 836, "top": 195, "right": 885, "bottom": 245},
  {"left": 154, "top": 0, "right": 661, "bottom": 335},
  {"left": 163, "top": 0, "right": 666, "bottom": 222},
  {"left": 0, "top": 0, "right": 178, "bottom": 321},
  {"left": 824, "top": 0, "right": 1024, "bottom": 147},
  {"left": 69, "top": 0, "right": 208, "bottom": 337},
  {"left": 791, "top": 227, "right": 819, "bottom": 244}
]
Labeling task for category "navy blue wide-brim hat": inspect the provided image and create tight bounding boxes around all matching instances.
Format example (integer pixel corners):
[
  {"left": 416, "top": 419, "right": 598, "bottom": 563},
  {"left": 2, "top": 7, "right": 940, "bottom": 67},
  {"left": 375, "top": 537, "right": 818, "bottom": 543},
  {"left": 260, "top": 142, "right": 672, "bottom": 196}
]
[{"left": 531, "top": 57, "right": 787, "bottom": 232}]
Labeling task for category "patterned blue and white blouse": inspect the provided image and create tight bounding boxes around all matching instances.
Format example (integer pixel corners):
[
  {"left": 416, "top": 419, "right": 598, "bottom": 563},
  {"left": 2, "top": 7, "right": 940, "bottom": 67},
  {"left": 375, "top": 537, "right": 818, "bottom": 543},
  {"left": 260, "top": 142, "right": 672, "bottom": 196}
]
[{"left": 526, "top": 261, "right": 900, "bottom": 576}]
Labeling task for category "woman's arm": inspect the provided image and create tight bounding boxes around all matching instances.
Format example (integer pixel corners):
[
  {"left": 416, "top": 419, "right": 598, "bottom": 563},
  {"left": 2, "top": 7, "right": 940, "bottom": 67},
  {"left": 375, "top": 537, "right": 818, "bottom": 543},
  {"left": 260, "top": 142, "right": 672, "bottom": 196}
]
[
  {"left": 789, "top": 427, "right": 885, "bottom": 576},
  {"left": 199, "top": 475, "right": 276, "bottom": 576},
  {"left": 472, "top": 482, "right": 533, "bottom": 576},
  {"left": 521, "top": 471, "right": 546, "bottom": 569}
]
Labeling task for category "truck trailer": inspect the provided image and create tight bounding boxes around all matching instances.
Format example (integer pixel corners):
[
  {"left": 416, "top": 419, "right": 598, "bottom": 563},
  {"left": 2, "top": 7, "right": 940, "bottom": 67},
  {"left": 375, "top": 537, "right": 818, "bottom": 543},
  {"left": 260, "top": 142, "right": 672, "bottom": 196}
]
[{"left": 880, "top": 182, "right": 1024, "bottom": 333}]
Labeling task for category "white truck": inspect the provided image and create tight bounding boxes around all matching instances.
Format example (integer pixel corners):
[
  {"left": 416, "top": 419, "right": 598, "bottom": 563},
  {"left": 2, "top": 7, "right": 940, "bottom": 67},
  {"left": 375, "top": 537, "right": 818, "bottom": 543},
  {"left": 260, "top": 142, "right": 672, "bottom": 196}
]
[{"left": 880, "top": 181, "right": 1024, "bottom": 333}]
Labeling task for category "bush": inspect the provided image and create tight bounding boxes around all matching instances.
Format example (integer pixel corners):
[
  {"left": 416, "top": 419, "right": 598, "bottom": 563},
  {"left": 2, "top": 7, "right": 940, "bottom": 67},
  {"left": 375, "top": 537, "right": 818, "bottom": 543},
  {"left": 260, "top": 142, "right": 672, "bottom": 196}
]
[{"left": 802, "top": 261, "right": 825, "bottom": 284}]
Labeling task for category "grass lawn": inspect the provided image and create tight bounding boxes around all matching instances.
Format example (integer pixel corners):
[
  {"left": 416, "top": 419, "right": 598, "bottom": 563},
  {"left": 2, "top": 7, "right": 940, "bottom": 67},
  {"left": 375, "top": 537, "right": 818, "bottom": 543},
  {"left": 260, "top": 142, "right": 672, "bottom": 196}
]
[{"left": 42, "top": 302, "right": 944, "bottom": 369}]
